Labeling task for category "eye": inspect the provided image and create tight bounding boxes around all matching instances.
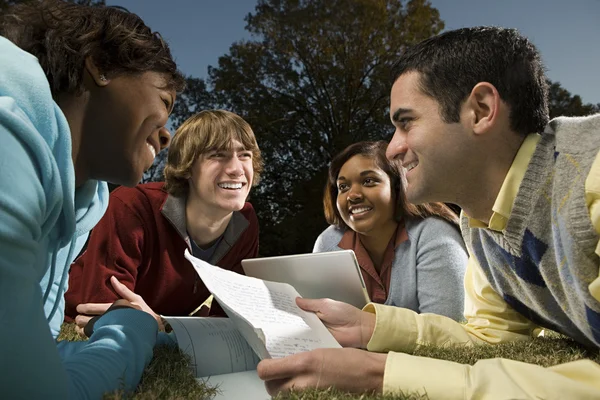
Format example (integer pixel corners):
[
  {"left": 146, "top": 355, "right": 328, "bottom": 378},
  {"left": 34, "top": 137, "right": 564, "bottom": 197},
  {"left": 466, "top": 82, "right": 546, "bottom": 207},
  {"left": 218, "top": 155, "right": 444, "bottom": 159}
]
[
  {"left": 399, "top": 117, "right": 413, "bottom": 130},
  {"left": 162, "top": 97, "right": 172, "bottom": 112},
  {"left": 210, "top": 152, "right": 224, "bottom": 158},
  {"left": 337, "top": 183, "right": 349, "bottom": 192},
  {"left": 239, "top": 151, "right": 253, "bottom": 159},
  {"left": 364, "top": 178, "right": 377, "bottom": 185}
]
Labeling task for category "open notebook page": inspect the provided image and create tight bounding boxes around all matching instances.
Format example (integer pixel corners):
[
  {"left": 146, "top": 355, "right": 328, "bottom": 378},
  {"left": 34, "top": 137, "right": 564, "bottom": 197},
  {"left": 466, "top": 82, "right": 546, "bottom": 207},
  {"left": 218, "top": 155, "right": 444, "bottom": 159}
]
[{"left": 184, "top": 249, "right": 341, "bottom": 358}]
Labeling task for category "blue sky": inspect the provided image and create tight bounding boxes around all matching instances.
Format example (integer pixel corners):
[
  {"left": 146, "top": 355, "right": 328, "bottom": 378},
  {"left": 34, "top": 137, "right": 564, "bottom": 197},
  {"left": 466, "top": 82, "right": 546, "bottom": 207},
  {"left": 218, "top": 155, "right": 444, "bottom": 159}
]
[{"left": 107, "top": 0, "right": 600, "bottom": 104}]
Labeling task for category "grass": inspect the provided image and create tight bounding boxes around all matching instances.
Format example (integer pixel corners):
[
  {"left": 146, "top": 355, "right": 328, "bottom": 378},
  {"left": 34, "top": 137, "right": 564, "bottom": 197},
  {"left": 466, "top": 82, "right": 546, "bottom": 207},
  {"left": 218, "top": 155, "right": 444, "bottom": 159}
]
[{"left": 58, "top": 324, "right": 599, "bottom": 399}]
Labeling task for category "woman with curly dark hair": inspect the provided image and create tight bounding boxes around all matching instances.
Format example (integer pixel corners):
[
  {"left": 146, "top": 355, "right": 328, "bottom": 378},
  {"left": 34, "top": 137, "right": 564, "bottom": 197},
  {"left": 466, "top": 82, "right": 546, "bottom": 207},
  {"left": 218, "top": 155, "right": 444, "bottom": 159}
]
[
  {"left": 315, "top": 141, "right": 467, "bottom": 320},
  {"left": 0, "top": 0, "right": 184, "bottom": 397}
]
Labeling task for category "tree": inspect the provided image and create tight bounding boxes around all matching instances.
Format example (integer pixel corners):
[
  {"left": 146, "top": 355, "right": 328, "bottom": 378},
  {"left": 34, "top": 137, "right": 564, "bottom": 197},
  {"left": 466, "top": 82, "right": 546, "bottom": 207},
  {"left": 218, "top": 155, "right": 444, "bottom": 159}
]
[
  {"left": 1, "top": 0, "right": 105, "bottom": 12},
  {"left": 547, "top": 79, "right": 600, "bottom": 119},
  {"left": 194, "top": 0, "right": 444, "bottom": 256}
]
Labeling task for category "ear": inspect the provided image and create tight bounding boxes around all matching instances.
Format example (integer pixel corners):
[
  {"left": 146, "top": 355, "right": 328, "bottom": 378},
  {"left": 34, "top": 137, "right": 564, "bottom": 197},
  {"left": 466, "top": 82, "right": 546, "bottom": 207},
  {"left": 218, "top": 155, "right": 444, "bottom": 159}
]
[
  {"left": 85, "top": 57, "right": 110, "bottom": 87},
  {"left": 464, "top": 82, "right": 500, "bottom": 136}
]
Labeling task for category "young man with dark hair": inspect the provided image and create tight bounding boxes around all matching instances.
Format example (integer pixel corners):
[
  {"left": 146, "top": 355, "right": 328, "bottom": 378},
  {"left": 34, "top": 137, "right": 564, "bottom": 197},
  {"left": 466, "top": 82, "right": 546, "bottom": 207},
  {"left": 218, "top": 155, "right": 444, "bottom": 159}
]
[{"left": 258, "top": 26, "right": 600, "bottom": 399}]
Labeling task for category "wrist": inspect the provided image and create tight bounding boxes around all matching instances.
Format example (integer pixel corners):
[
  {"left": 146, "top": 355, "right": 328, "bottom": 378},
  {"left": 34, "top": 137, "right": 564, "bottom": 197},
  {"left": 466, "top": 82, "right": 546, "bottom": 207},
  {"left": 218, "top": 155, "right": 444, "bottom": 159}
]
[
  {"left": 360, "top": 311, "right": 376, "bottom": 348},
  {"left": 365, "top": 352, "right": 387, "bottom": 393}
]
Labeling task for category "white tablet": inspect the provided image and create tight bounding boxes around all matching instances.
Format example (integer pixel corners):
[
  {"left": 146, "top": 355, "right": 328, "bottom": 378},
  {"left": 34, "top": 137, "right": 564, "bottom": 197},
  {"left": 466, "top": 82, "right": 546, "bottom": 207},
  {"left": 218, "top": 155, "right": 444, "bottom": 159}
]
[{"left": 241, "top": 250, "right": 370, "bottom": 309}]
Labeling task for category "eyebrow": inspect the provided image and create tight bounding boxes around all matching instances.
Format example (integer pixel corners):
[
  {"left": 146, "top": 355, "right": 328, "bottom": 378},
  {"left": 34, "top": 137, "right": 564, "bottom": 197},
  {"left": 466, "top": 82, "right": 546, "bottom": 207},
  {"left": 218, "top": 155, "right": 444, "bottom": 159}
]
[
  {"left": 391, "top": 107, "right": 412, "bottom": 123},
  {"left": 337, "top": 170, "right": 381, "bottom": 181}
]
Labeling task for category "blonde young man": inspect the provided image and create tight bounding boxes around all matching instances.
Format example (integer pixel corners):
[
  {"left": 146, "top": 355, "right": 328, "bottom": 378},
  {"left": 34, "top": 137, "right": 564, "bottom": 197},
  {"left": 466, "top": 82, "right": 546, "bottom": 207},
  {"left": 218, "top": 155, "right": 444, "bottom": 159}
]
[
  {"left": 65, "top": 110, "right": 263, "bottom": 330},
  {"left": 258, "top": 27, "right": 600, "bottom": 399}
]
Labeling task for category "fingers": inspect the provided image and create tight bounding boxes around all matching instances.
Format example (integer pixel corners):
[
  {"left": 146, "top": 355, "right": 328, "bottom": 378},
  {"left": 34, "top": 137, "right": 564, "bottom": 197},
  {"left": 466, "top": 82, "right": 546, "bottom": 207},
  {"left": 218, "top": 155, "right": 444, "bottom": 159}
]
[
  {"left": 264, "top": 378, "right": 293, "bottom": 396},
  {"left": 76, "top": 302, "right": 111, "bottom": 315},
  {"left": 74, "top": 314, "right": 92, "bottom": 328},
  {"left": 110, "top": 276, "right": 138, "bottom": 301},
  {"left": 295, "top": 297, "right": 329, "bottom": 313}
]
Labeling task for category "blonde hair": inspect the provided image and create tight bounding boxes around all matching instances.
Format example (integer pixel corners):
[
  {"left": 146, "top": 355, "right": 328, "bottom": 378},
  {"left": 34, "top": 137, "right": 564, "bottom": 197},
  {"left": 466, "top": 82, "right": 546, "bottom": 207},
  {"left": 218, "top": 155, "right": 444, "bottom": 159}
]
[{"left": 163, "top": 110, "right": 263, "bottom": 197}]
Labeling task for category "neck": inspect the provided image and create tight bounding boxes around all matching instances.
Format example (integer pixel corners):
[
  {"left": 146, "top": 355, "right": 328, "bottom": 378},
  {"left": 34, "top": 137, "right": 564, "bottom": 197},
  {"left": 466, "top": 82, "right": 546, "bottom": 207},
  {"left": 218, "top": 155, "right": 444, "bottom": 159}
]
[
  {"left": 358, "top": 220, "right": 398, "bottom": 272},
  {"left": 457, "top": 132, "right": 526, "bottom": 224},
  {"left": 57, "top": 92, "right": 88, "bottom": 188},
  {"left": 185, "top": 195, "right": 233, "bottom": 248}
]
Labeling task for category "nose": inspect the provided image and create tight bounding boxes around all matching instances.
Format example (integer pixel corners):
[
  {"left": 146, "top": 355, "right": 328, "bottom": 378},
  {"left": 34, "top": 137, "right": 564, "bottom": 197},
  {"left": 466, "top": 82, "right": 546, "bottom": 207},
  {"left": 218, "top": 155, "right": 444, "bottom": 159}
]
[
  {"left": 386, "top": 128, "right": 407, "bottom": 162},
  {"left": 347, "top": 186, "right": 363, "bottom": 202},
  {"left": 225, "top": 155, "right": 244, "bottom": 177},
  {"left": 158, "top": 126, "right": 171, "bottom": 150}
]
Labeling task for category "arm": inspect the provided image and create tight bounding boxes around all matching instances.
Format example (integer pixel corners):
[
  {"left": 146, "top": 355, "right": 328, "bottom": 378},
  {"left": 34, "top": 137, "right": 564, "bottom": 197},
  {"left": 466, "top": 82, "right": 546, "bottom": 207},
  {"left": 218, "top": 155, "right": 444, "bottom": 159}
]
[
  {"left": 64, "top": 193, "right": 148, "bottom": 319},
  {"left": 412, "top": 218, "right": 468, "bottom": 320},
  {"left": 367, "top": 254, "right": 538, "bottom": 354},
  {"left": 0, "top": 118, "right": 156, "bottom": 398}
]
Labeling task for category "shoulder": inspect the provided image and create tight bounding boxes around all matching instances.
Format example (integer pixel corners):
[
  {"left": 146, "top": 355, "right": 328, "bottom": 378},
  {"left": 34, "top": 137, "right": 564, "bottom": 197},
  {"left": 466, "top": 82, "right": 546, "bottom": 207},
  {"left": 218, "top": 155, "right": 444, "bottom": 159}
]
[
  {"left": 111, "top": 182, "right": 166, "bottom": 206},
  {"left": 106, "top": 183, "right": 167, "bottom": 222},
  {"left": 406, "top": 216, "right": 462, "bottom": 241},
  {"left": 314, "top": 225, "right": 345, "bottom": 251}
]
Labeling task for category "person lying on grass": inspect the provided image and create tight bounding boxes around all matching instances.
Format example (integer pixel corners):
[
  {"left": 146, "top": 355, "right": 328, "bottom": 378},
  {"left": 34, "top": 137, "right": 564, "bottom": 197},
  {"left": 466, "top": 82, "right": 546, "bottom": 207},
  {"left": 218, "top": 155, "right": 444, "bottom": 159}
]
[
  {"left": 65, "top": 110, "right": 263, "bottom": 335},
  {"left": 258, "top": 26, "right": 600, "bottom": 399},
  {"left": 0, "top": 0, "right": 184, "bottom": 398},
  {"left": 314, "top": 140, "right": 467, "bottom": 320}
]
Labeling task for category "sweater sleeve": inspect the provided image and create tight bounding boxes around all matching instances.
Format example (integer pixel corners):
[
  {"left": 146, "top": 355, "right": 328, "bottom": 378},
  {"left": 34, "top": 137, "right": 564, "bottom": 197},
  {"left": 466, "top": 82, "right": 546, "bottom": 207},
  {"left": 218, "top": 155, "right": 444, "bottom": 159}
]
[
  {"left": 413, "top": 218, "right": 468, "bottom": 320},
  {"left": 64, "top": 193, "right": 148, "bottom": 319},
  {"left": 0, "top": 114, "right": 157, "bottom": 399}
]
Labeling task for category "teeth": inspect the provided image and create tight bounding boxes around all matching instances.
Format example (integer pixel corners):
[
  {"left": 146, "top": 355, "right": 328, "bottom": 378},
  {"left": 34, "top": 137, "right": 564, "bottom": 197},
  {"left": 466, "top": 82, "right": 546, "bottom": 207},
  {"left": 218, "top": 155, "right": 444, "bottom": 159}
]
[
  {"left": 218, "top": 182, "right": 243, "bottom": 189},
  {"left": 146, "top": 142, "right": 156, "bottom": 159},
  {"left": 406, "top": 161, "right": 418, "bottom": 171},
  {"left": 351, "top": 207, "right": 372, "bottom": 214}
]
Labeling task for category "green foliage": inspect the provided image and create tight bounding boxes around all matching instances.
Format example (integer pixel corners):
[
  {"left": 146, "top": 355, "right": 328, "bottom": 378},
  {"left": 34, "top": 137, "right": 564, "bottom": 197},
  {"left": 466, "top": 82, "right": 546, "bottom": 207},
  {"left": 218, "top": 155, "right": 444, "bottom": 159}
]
[
  {"left": 0, "top": 0, "right": 105, "bottom": 12},
  {"left": 547, "top": 79, "right": 600, "bottom": 119},
  {"left": 171, "top": 0, "right": 444, "bottom": 256}
]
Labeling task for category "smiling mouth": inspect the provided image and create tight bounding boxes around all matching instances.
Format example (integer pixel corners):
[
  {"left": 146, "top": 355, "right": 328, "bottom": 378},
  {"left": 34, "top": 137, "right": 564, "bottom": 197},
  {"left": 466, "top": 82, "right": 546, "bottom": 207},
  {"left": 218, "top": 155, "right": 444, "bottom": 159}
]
[
  {"left": 404, "top": 161, "right": 418, "bottom": 172},
  {"left": 349, "top": 206, "right": 372, "bottom": 215},
  {"left": 218, "top": 182, "right": 246, "bottom": 190},
  {"left": 146, "top": 141, "right": 157, "bottom": 159}
]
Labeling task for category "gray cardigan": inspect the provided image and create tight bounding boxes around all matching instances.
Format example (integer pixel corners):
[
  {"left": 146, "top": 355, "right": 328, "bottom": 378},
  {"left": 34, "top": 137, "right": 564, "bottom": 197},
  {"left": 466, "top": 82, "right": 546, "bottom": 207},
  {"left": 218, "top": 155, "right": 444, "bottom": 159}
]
[{"left": 313, "top": 217, "right": 467, "bottom": 321}]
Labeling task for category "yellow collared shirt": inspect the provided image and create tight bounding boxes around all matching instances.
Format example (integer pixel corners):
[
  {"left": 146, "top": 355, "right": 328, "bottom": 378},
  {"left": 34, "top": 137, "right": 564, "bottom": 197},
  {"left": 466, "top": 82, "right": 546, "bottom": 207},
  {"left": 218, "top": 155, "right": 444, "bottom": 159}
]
[{"left": 364, "top": 133, "right": 600, "bottom": 399}]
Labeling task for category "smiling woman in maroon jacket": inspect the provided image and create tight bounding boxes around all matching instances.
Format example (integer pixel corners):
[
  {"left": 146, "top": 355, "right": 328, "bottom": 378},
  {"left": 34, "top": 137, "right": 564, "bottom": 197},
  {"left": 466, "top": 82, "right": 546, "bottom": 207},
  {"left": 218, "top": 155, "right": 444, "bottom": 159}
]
[{"left": 65, "top": 110, "right": 263, "bottom": 332}]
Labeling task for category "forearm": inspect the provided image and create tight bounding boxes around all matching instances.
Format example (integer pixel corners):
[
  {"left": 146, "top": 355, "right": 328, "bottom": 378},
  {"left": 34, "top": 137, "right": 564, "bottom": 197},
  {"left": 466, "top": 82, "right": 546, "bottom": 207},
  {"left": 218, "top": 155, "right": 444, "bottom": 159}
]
[
  {"left": 62, "top": 308, "right": 158, "bottom": 397},
  {"left": 384, "top": 352, "right": 600, "bottom": 399},
  {"left": 364, "top": 303, "right": 532, "bottom": 354}
]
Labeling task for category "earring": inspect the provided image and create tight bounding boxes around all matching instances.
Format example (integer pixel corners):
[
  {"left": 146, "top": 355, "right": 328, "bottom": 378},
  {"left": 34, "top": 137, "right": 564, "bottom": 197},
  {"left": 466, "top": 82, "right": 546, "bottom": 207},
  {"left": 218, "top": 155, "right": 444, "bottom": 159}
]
[{"left": 99, "top": 74, "right": 107, "bottom": 82}]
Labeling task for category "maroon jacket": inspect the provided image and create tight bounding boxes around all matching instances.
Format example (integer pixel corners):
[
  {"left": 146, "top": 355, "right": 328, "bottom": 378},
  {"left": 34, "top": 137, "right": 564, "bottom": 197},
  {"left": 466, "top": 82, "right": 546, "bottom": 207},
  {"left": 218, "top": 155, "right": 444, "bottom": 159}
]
[{"left": 64, "top": 182, "right": 259, "bottom": 320}]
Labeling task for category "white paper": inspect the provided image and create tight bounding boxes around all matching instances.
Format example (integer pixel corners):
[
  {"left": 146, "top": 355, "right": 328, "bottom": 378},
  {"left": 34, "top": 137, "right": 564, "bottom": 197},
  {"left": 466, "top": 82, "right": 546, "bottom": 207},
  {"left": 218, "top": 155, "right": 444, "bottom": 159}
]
[
  {"left": 164, "top": 317, "right": 260, "bottom": 377},
  {"left": 185, "top": 249, "right": 341, "bottom": 358}
]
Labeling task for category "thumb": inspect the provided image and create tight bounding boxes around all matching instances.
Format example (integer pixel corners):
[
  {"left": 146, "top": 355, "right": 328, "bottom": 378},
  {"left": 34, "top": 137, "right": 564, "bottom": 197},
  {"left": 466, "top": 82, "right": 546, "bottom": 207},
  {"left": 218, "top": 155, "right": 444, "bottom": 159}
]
[
  {"left": 296, "top": 297, "right": 326, "bottom": 313},
  {"left": 110, "top": 276, "right": 137, "bottom": 302}
]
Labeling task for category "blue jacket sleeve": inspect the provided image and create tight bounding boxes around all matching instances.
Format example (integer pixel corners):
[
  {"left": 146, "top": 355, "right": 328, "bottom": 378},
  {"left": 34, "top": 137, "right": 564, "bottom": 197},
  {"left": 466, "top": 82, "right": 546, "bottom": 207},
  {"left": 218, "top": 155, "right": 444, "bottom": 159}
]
[{"left": 0, "top": 103, "right": 157, "bottom": 399}]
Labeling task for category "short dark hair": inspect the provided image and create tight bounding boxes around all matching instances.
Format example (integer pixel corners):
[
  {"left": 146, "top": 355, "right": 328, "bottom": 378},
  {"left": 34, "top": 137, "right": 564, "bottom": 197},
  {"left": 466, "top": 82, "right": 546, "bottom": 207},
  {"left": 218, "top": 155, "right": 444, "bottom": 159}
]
[
  {"left": 323, "top": 141, "right": 459, "bottom": 229},
  {"left": 0, "top": 0, "right": 185, "bottom": 98},
  {"left": 392, "top": 26, "right": 549, "bottom": 135}
]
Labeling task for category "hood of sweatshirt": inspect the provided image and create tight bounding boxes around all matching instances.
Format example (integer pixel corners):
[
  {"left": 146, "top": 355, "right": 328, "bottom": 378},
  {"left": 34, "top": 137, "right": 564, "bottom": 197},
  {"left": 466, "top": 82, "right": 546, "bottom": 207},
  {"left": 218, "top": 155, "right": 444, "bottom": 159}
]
[{"left": 0, "top": 36, "right": 109, "bottom": 336}]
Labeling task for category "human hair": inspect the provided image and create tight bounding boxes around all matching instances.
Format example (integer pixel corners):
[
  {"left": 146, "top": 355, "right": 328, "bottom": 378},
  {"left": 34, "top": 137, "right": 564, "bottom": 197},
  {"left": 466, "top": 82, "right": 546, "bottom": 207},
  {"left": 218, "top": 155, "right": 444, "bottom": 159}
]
[
  {"left": 164, "top": 110, "right": 264, "bottom": 197},
  {"left": 323, "top": 141, "right": 458, "bottom": 229},
  {"left": 391, "top": 26, "right": 549, "bottom": 135},
  {"left": 0, "top": 0, "right": 185, "bottom": 98}
]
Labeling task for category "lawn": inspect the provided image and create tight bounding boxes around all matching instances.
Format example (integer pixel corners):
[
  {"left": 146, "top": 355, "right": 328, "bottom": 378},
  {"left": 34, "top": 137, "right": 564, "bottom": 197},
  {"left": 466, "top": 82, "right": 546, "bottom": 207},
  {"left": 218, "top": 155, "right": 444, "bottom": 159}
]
[{"left": 58, "top": 323, "right": 600, "bottom": 399}]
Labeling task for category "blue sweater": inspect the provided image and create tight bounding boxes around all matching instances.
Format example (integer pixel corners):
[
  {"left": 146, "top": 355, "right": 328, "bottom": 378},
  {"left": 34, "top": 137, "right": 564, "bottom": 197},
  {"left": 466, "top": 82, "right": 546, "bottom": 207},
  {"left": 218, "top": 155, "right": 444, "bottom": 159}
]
[
  {"left": 314, "top": 217, "right": 467, "bottom": 321},
  {"left": 0, "top": 36, "right": 158, "bottom": 399}
]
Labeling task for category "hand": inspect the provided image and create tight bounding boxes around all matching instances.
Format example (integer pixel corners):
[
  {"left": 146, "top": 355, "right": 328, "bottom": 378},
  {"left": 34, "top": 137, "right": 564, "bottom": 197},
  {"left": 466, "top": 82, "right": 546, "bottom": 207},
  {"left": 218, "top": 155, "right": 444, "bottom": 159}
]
[
  {"left": 257, "top": 348, "right": 386, "bottom": 396},
  {"left": 75, "top": 276, "right": 163, "bottom": 337},
  {"left": 296, "top": 297, "right": 375, "bottom": 348}
]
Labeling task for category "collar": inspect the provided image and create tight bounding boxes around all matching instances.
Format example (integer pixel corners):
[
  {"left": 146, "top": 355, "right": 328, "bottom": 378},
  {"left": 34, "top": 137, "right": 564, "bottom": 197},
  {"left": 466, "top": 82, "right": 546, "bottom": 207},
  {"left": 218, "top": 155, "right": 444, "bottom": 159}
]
[
  {"left": 160, "top": 192, "right": 250, "bottom": 263},
  {"left": 468, "top": 133, "right": 541, "bottom": 231}
]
